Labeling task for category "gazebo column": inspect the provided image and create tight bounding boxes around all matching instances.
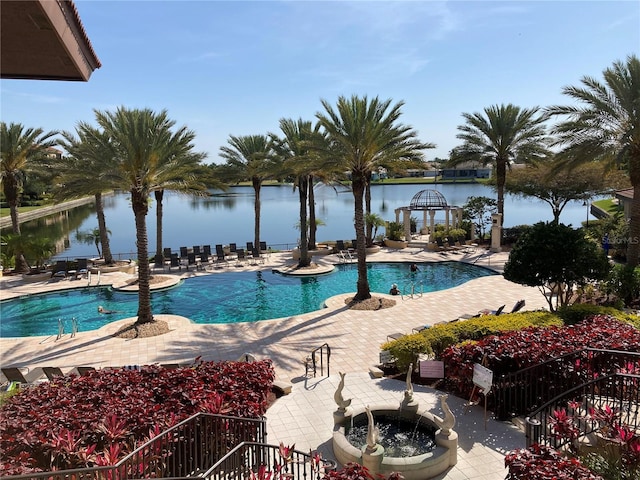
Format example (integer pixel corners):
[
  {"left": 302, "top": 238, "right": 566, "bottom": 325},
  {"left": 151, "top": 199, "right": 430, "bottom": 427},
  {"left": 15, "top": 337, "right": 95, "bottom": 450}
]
[
  {"left": 403, "top": 209, "right": 411, "bottom": 241},
  {"left": 445, "top": 209, "right": 450, "bottom": 231},
  {"left": 395, "top": 208, "right": 401, "bottom": 224},
  {"left": 429, "top": 211, "right": 436, "bottom": 241},
  {"left": 422, "top": 212, "right": 428, "bottom": 234}
]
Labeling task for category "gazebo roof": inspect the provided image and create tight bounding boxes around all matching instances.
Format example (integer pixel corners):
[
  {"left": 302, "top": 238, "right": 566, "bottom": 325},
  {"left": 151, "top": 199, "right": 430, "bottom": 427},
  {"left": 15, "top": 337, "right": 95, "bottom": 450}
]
[{"left": 409, "top": 189, "right": 448, "bottom": 210}]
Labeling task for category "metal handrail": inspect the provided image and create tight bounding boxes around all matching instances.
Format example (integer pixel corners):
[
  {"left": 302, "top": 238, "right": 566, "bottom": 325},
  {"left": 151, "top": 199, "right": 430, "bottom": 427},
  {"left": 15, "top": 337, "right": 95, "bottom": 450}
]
[
  {"left": 309, "top": 343, "right": 331, "bottom": 378},
  {"left": 525, "top": 373, "right": 640, "bottom": 449},
  {"left": 0, "top": 412, "right": 266, "bottom": 480},
  {"left": 492, "top": 348, "right": 640, "bottom": 420}
]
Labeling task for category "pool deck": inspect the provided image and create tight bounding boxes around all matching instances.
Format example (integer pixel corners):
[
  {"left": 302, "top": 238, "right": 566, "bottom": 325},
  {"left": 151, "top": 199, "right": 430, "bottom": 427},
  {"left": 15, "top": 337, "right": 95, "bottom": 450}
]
[{"left": 0, "top": 246, "right": 548, "bottom": 479}]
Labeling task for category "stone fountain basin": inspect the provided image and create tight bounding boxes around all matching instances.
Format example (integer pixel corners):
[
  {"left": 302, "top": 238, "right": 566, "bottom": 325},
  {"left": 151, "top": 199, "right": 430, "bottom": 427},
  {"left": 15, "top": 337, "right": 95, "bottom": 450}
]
[{"left": 332, "top": 404, "right": 456, "bottom": 480}]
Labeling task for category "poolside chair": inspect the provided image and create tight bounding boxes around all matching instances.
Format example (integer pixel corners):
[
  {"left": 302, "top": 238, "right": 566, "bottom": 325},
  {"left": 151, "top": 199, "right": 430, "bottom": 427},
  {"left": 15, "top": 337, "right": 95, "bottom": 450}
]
[
  {"left": 215, "top": 245, "right": 228, "bottom": 267},
  {"left": 200, "top": 251, "right": 212, "bottom": 270},
  {"left": 193, "top": 245, "right": 201, "bottom": 255},
  {"left": 235, "top": 248, "right": 247, "bottom": 266},
  {"left": 259, "top": 241, "right": 267, "bottom": 252},
  {"left": 76, "top": 258, "right": 89, "bottom": 279},
  {"left": 434, "top": 237, "right": 452, "bottom": 254},
  {"left": 490, "top": 305, "right": 506, "bottom": 316},
  {"left": 250, "top": 248, "right": 265, "bottom": 265},
  {"left": 335, "top": 240, "right": 347, "bottom": 253},
  {"left": 168, "top": 254, "right": 181, "bottom": 271},
  {"left": 73, "top": 366, "right": 96, "bottom": 376},
  {"left": 186, "top": 252, "right": 199, "bottom": 270},
  {"left": 510, "top": 299, "right": 526, "bottom": 313},
  {"left": 386, "top": 332, "right": 406, "bottom": 342},
  {"left": 51, "top": 260, "right": 68, "bottom": 279},
  {"left": 203, "top": 244, "right": 212, "bottom": 256},
  {"left": 229, "top": 243, "right": 238, "bottom": 256},
  {"left": 42, "top": 366, "right": 65, "bottom": 381},
  {"left": 1, "top": 367, "right": 46, "bottom": 386},
  {"left": 246, "top": 241, "right": 255, "bottom": 253},
  {"left": 179, "top": 246, "right": 189, "bottom": 260}
]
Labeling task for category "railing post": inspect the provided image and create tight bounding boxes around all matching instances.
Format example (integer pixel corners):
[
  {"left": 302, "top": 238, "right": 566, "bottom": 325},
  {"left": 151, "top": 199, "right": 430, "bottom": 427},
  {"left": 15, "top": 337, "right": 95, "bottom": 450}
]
[{"left": 525, "top": 416, "right": 540, "bottom": 448}]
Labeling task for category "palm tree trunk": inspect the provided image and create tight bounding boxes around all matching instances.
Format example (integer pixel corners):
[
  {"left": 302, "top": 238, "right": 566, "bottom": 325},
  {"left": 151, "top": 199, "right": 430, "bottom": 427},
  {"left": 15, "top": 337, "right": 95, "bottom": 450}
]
[
  {"left": 298, "top": 176, "right": 310, "bottom": 268},
  {"left": 131, "top": 191, "right": 153, "bottom": 325},
  {"left": 352, "top": 173, "right": 371, "bottom": 301},
  {"left": 365, "top": 172, "right": 373, "bottom": 245},
  {"left": 252, "top": 178, "right": 261, "bottom": 252},
  {"left": 5, "top": 176, "right": 28, "bottom": 272},
  {"left": 308, "top": 175, "right": 317, "bottom": 250},
  {"left": 495, "top": 158, "right": 506, "bottom": 246},
  {"left": 95, "top": 192, "right": 114, "bottom": 264},
  {"left": 155, "top": 189, "right": 164, "bottom": 267}
]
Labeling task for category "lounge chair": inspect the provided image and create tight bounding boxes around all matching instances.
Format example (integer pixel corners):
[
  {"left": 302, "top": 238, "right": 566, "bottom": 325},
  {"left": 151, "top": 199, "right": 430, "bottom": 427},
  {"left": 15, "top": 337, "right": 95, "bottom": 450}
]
[
  {"left": 246, "top": 241, "right": 255, "bottom": 253},
  {"left": 259, "top": 241, "right": 267, "bottom": 253},
  {"left": 1, "top": 367, "right": 46, "bottom": 386},
  {"left": 203, "top": 244, "right": 212, "bottom": 256},
  {"left": 51, "top": 260, "right": 68, "bottom": 279},
  {"left": 386, "top": 332, "right": 406, "bottom": 342},
  {"left": 434, "top": 237, "right": 452, "bottom": 253},
  {"left": 76, "top": 258, "right": 89, "bottom": 279},
  {"left": 179, "top": 246, "right": 189, "bottom": 260},
  {"left": 186, "top": 252, "right": 199, "bottom": 270},
  {"left": 250, "top": 248, "right": 265, "bottom": 265},
  {"left": 510, "top": 299, "right": 526, "bottom": 313},
  {"left": 336, "top": 240, "right": 346, "bottom": 253},
  {"left": 168, "top": 254, "right": 181, "bottom": 271},
  {"left": 215, "top": 245, "right": 228, "bottom": 267},
  {"left": 228, "top": 243, "right": 238, "bottom": 258},
  {"left": 73, "top": 366, "right": 96, "bottom": 376},
  {"left": 200, "top": 252, "right": 212, "bottom": 270},
  {"left": 235, "top": 248, "right": 247, "bottom": 266},
  {"left": 192, "top": 245, "right": 201, "bottom": 255},
  {"left": 42, "top": 367, "right": 65, "bottom": 381}
]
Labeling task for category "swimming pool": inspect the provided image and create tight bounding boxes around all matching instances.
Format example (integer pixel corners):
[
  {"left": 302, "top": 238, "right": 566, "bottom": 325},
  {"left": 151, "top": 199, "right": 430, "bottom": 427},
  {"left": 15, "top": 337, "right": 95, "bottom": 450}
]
[{"left": 0, "top": 262, "right": 495, "bottom": 338}]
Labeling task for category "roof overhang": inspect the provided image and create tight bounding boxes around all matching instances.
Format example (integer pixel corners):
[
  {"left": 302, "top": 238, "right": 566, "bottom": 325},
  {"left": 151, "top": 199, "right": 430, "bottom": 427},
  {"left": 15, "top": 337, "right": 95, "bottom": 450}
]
[{"left": 1, "top": 0, "right": 101, "bottom": 81}]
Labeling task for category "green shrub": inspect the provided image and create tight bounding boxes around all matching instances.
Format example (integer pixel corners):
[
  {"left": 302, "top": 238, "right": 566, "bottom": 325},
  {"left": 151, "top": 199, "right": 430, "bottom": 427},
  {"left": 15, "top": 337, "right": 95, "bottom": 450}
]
[
  {"left": 381, "top": 311, "right": 562, "bottom": 371},
  {"left": 381, "top": 333, "right": 432, "bottom": 371},
  {"left": 556, "top": 304, "right": 639, "bottom": 326}
]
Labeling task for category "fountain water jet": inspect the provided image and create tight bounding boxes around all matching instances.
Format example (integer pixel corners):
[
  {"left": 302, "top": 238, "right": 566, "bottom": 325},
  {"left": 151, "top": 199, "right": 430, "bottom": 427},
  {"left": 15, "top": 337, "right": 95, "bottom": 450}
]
[{"left": 332, "top": 370, "right": 458, "bottom": 480}]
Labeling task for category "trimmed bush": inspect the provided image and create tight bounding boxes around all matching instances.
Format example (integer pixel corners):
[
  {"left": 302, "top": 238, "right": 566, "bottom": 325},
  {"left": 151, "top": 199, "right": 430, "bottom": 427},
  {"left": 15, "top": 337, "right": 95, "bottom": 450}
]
[{"left": 557, "top": 303, "right": 640, "bottom": 327}]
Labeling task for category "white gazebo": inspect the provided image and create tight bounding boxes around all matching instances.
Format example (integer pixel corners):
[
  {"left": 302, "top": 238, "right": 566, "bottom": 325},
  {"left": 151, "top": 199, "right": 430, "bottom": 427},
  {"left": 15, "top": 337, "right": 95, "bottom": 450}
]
[{"left": 394, "top": 190, "right": 463, "bottom": 244}]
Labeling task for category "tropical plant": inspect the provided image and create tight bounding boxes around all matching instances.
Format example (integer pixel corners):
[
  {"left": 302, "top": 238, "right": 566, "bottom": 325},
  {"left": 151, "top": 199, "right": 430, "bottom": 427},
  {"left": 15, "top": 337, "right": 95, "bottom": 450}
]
[
  {"left": 504, "top": 222, "right": 610, "bottom": 311},
  {"left": 220, "top": 135, "right": 278, "bottom": 255},
  {"left": 56, "top": 125, "right": 117, "bottom": 264},
  {"left": 21, "top": 235, "right": 56, "bottom": 271},
  {"left": 316, "top": 95, "right": 434, "bottom": 300},
  {"left": 462, "top": 196, "right": 497, "bottom": 240},
  {"left": 450, "top": 103, "right": 550, "bottom": 237},
  {"left": 547, "top": 54, "right": 640, "bottom": 266},
  {"left": 365, "top": 212, "right": 386, "bottom": 246},
  {"left": 385, "top": 221, "right": 404, "bottom": 241},
  {"left": 0, "top": 122, "right": 58, "bottom": 272},
  {"left": 94, "top": 107, "right": 206, "bottom": 325},
  {"left": 76, "top": 227, "right": 111, "bottom": 258}
]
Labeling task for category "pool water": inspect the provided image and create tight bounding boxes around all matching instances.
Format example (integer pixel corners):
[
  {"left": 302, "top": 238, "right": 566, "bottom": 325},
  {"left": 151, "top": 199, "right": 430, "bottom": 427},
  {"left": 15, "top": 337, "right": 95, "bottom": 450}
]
[{"left": 0, "top": 262, "right": 494, "bottom": 338}]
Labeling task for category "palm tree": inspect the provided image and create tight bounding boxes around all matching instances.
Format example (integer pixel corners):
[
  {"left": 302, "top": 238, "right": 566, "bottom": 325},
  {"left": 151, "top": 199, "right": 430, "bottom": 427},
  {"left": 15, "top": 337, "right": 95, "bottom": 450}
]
[
  {"left": 57, "top": 124, "right": 117, "bottom": 264},
  {"left": 219, "top": 135, "right": 277, "bottom": 252},
  {"left": 546, "top": 54, "right": 640, "bottom": 266},
  {"left": 450, "top": 104, "right": 550, "bottom": 230},
  {"left": 316, "top": 95, "right": 433, "bottom": 301},
  {"left": 94, "top": 107, "right": 206, "bottom": 326},
  {"left": 76, "top": 227, "right": 111, "bottom": 257},
  {"left": 0, "top": 122, "right": 58, "bottom": 272},
  {"left": 271, "top": 118, "right": 329, "bottom": 268}
]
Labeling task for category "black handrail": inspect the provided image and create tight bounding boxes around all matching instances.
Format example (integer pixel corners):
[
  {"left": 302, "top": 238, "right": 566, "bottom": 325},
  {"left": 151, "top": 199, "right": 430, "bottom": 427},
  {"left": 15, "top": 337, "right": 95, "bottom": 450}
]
[
  {"left": 309, "top": 343, "right": 331, "bottom": 378},
  {"left": 525, "top": 373, "right": 640, "bottom": 449},
  {"left": 492, "top": 348, "right": 640, "bottom": 420}
]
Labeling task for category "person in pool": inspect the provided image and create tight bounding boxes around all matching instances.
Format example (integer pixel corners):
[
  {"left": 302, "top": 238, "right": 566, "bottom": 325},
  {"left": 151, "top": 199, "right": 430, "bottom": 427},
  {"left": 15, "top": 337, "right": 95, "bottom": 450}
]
[
  {"left": 410, "top": 263, "right": 419, "bottom": 272},
  {"left": 97, "top": 305, "right": 116, "bottom": 314},
  {"left": 389, "top": 284, "right": 400, "bottom": 295}
]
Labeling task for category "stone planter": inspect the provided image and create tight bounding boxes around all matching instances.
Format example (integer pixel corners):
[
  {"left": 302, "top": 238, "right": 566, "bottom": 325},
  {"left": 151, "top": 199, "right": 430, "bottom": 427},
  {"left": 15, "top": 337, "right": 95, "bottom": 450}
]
[
  {"left": 366, "top": 245, "right": 381, "bottom": 255},
  {"left": 384, "top": 239, "right": 408, "bottom": 249}
]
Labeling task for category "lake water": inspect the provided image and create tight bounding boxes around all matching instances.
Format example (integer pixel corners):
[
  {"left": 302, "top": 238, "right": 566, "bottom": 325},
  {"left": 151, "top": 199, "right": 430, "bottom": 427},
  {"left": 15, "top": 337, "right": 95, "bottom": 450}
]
[{"left": 12, "top": 183, "right": 595, "bottom": 260}]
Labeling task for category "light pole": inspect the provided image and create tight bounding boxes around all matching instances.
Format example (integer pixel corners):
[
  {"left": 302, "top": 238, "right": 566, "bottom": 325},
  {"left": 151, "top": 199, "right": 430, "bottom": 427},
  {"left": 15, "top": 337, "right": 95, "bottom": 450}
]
[{"left": 583, "top": 200, "right": 590, "bottom": 227}]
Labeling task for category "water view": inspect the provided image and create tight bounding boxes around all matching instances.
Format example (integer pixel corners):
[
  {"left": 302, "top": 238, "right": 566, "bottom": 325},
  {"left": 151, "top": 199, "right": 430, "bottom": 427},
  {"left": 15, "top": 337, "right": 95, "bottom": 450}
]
[{"left": 7, "top": 183, "right": 596, "bottom": 261}]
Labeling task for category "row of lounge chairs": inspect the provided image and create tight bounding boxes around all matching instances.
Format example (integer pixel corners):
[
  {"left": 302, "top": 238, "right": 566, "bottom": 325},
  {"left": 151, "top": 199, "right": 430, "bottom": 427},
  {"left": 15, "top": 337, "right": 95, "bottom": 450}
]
[
  {"left": 435, "top": 236, "right": 478, "bottom": 254},
  {"left": 159, "top": 242, "right": 270, "bottom": 271},
  {"left": 335, "top": 240, "right": 357, "bottom": 263},
  {"left": 50, "top": 258, "right": 90, "bottom": 280}
]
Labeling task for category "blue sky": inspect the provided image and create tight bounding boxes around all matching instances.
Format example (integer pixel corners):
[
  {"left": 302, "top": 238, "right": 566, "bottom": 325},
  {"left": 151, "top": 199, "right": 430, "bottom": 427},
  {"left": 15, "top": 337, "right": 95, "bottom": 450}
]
[{"left": 1, "top": 0, "right": 638, "bottom": 164}]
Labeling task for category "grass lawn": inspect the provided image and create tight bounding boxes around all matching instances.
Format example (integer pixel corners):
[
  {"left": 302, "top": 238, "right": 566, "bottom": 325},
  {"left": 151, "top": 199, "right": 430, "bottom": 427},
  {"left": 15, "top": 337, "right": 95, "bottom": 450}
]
[
  {"left": 0, "top": 205, "right": 47, "bottom": 218},
  {"left": 592, "top": 198, "right": 623, "bottom": 216}
]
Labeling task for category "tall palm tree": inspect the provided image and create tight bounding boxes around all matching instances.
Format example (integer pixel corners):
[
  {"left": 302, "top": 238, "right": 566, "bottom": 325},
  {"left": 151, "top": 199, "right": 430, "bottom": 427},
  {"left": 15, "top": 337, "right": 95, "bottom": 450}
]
[
  {"left": 219, "top": 135, "right": 277, "bottom": 252},
  {"left": 547, "top": 54, "right": 640, "bottom": 266},
  {"left": 316, "top": 95, "right": 433, "bottom": 301},
  {"left": 95, "top": 107, "right": 206, "bottom": 326},
  {"left": 271, "top": 118, "right": 329, "bottom": 268},
  {"left": 57, "top": 124, "right": 117, "bottom": 264},
  {"left": 0, "top": 122, "right": 58, "bottom": 272},
  {"left": 451, "top": 104, "right": 549, "bottom": 230}
]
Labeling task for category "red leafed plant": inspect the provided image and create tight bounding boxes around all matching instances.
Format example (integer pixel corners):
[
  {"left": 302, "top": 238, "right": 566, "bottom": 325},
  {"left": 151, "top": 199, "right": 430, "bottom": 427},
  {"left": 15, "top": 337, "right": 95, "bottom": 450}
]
[
  {"left": 441, "top": 315, "right": 640, "bottom": 398},
  {"left": 505, "top": 443, "right": 603, "bottom": 479},
  {"left": 0, "top": 359, "right": 275, "bottom": 475}
]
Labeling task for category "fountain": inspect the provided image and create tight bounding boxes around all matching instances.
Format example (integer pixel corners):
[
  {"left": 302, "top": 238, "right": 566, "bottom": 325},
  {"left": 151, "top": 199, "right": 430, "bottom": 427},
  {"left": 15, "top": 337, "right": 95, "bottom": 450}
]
[{"left": 332, "top": 368, "right": 458, "bottom": 480}]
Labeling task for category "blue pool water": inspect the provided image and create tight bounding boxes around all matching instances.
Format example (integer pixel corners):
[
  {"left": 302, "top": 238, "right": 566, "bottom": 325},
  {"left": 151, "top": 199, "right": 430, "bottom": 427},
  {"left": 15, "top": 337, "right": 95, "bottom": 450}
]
[{"left": 0, "top": 262, "right": 495, "bottom": 338}]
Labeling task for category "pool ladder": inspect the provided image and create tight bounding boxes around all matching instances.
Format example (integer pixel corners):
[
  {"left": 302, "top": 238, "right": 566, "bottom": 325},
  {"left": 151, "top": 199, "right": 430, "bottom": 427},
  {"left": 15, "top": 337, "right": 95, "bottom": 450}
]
[
  {"left": 56, "top": 317, "right": 78, "bottom": 341},
  {"left": 401, "top": 282, "right": 423, "bottom": 299}
]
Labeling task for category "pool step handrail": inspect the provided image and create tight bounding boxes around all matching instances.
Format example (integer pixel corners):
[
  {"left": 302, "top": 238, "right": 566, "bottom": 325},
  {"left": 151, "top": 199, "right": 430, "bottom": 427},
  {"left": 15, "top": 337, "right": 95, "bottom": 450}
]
[{"left": 306, "top": 343, "right": 330, "bottom": 378}]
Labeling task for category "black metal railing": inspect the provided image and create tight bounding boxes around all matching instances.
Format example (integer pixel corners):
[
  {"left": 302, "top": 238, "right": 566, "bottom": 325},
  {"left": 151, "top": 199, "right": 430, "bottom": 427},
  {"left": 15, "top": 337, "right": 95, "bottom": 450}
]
[
  {"left": 307, "top": 343, "right": 331, "bottom": 378},
  {"left": 200, "top": 441, "right": 336, "bottom": 480},
  {"left": 1, "top": 413, "right": 266, "bottom": 480},
  {"left": 492, "top": 348, "right": 640, "bottom": 420},
  {"left": 525, "top": 373, "right": 640, "bottom": 449}
]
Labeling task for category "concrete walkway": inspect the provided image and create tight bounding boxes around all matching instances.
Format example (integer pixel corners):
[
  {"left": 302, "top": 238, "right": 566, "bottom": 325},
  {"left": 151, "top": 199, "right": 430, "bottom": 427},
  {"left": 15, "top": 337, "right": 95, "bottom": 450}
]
[{"left": 0, "top": 246, "right": 547, "bottom": 479}]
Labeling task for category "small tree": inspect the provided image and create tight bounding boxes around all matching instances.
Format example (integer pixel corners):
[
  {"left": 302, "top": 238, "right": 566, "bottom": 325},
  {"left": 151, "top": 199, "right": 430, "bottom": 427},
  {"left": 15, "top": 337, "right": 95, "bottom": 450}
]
[
  {"left": 76, "top": 227, "right": 111, "bottom": 258},
  {"left": 365, "top": 213, "right": 385, "bottom": 246},
  {"left": 504, "top": 222, "right": 610, "bottom": 311},
  {"left": 462, "top": 196, "right": 497, "bottom": 240}
]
